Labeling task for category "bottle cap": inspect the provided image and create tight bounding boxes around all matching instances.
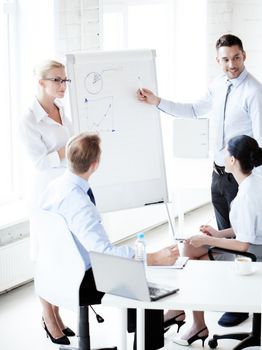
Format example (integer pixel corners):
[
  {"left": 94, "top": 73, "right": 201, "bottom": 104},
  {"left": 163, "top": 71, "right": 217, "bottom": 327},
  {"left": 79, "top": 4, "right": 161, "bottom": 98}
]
[{"left": 137, "top": 232, "right": 145, "bottom": 239}]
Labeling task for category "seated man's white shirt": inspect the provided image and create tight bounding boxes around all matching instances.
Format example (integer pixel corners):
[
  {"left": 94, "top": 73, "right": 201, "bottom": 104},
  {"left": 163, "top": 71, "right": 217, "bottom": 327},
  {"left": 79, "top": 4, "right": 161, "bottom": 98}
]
[
  {"left": 230, "top": 173, "right": 262, "bottom": 245},
  {"left": 39, "top": 170, "right": 134, "bottom": 270}
]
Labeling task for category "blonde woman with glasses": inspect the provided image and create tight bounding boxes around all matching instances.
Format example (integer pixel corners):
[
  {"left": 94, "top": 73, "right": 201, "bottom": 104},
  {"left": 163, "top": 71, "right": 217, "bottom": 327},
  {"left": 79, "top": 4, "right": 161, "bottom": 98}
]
[{"left": 20, "top": 60, "right": 74, "bottom": 345}]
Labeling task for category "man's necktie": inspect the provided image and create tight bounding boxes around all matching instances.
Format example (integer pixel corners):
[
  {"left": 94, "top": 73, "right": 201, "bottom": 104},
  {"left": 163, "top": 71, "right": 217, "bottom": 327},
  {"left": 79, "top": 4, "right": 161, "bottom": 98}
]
[
  {"left": 87, "top": 187, "right": 96, "bottom": 206},
  {"left": 218, "top": 80, "right": 233, "bottom": 150}
]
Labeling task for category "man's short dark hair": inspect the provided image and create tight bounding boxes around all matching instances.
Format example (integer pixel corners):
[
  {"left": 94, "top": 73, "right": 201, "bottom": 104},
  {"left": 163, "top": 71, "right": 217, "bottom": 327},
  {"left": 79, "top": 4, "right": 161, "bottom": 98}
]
[
  {"left": 216, "top": 34, "right": 244, "bottom": 51},
  {"left": 66, "top": 132, "right": 101, "bottom": 174}
]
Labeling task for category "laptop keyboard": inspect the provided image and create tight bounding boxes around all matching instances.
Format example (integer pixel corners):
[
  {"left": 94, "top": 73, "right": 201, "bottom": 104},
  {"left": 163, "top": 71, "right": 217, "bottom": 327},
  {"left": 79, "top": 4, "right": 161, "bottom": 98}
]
[
  {"left": 148, "top": 282, "right": 179, "bottom": 301},
  {"left": 149, "top": 286, "right": 168, "bottom": 297}
]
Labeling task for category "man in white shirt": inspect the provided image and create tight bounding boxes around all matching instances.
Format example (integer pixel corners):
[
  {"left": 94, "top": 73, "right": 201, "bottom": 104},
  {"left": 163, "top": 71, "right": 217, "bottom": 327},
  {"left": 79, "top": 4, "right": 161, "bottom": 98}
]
[
  {"left": 40, "top": 132, "right": 178, "bottom": 350},
  {"left": 137, "top": 34, "right": 262, "bottom": 327}
]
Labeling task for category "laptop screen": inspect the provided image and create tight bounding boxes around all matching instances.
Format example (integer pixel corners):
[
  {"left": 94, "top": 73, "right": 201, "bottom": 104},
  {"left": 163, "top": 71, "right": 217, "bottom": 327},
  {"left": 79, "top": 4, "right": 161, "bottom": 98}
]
[
  {"left": 89, "top": 251, "right": 151, "bottom": 301},
  {"left": 89, "top": 251, "right": 179, "bottom": 301}
]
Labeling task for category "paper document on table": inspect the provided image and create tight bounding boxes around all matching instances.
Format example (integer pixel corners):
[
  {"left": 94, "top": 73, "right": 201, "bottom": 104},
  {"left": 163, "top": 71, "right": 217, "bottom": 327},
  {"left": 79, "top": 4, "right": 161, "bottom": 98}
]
[{"left": 152, "top": 256, "right": 189, "bottom": 269}]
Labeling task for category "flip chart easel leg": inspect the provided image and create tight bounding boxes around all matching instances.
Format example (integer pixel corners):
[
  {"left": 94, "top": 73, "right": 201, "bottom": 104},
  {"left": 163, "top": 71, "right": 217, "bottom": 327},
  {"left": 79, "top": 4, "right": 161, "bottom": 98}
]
[{"left": 177, "top": 189, "right": 184, "bottom": 237}]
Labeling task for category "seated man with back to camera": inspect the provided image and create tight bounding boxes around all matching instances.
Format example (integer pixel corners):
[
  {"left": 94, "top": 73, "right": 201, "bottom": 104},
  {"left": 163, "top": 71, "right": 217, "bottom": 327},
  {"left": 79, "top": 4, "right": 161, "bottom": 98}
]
[{"left": 39, "top": 131, "right": 179, "bottom": 350}]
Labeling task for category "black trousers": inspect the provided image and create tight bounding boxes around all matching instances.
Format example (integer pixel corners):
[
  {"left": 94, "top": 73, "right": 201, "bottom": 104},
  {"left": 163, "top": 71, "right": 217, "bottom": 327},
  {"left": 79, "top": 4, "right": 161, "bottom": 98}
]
[
  {"left": 211, "top": 171, "right": 238, "bottom": 230},
  {"left": 128, "top": 309, "right": 164, "bottom": 350},
  {"left": 79, "top": 269, "right": 164, "bottom": 350}
]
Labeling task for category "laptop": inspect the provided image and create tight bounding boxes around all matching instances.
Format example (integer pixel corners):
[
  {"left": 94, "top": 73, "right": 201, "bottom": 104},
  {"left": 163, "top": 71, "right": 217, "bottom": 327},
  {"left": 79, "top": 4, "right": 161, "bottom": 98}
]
[{"left": 89, "top": 251, "right": 179, "bottom": 302}]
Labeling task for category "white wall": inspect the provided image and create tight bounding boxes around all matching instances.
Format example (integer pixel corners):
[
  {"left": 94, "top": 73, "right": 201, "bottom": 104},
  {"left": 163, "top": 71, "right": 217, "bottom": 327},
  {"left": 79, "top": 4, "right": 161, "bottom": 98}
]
[
  {"left": 207, "top": 0, "right": 262, "bottom": 81},
  {"left": 231, "top": 0, "right": 262, "bottom": 81}
]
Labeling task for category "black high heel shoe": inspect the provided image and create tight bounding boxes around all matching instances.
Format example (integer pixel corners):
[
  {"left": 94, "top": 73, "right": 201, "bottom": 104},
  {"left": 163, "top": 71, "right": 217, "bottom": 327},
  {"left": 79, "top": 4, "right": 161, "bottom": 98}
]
[
  {"left": 164, "top": 312, "right": 186, "bottom": 333},
  {"left": 62, "top": 326, "right": 75, "bottom": 337},
  {"left": 172, "top": 327, "right": 209, "bottom": 347},
  {"left": 42, "top": 319, "right": 70, "bottom": 345}
]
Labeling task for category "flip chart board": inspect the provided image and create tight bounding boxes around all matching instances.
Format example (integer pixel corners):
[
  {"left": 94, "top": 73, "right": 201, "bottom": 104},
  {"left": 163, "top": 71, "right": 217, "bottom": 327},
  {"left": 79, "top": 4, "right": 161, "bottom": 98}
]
[{"left": 66, "top": 50, "right": 168, "bottom": 212}]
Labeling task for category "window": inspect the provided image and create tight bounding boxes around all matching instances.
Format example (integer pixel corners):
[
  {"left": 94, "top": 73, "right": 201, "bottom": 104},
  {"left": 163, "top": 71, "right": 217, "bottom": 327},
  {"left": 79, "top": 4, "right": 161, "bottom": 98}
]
[
  {"left": 0, "top": 1, "right": 14, "bottom": 204},
  {"left": 0, "top": 0, "right": 55, "bottom": 207}
]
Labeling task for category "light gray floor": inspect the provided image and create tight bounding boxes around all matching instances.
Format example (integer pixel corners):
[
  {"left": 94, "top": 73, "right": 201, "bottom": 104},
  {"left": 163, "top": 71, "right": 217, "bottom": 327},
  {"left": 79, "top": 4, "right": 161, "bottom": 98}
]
[{"left": 0, "top": 203, "right": 253, "bottom": 349}]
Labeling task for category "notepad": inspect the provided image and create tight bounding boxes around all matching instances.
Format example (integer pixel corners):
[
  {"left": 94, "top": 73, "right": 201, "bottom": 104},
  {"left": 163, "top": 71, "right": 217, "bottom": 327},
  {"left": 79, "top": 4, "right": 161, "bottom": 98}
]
[{"left": 152, "top": 256, "right": 189, "bottom": 269}]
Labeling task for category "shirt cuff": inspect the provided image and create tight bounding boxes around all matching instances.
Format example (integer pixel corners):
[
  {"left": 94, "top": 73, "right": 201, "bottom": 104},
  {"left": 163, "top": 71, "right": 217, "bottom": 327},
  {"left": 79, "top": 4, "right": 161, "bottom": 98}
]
[{"left": 157, "top": 98, "right": 168, "bottom": 112}]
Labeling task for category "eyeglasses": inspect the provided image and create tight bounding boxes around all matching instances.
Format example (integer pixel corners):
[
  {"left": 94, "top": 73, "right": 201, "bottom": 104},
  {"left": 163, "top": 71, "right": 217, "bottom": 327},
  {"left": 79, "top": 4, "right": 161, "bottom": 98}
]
[{"left": 43, "top": 77, "right": 71, "bottom": 84}]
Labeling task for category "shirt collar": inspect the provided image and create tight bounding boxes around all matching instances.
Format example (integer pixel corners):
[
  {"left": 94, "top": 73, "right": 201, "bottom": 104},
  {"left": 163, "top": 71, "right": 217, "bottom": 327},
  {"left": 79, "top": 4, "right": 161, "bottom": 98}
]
[
  {"left": 63, "top": 169, "right": 90, "bottom": 193},
  {"left": 31, "top": 98, "right": 47, "bottom": 122},
  {"left": 238, "top": 172, "right": 253, "bottom": 192},
  {"left": 227, "top": 68, "right": 248, "bottom": 88},
  {"left": 31, "top": 97, "right": 63, "bottom": 123}
]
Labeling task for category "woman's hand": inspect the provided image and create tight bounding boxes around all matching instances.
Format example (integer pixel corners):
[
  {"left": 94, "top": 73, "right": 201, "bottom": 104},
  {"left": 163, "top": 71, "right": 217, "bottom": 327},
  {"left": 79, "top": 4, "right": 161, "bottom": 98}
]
[
  {"left": 188, "top": 234, "right": 209, "bottom": 248},
  {"left": 57, "top": 147, "right": 65, "bottom": 160},
  {"left": 199, "top": 224, "right": 219, "bottom": 237}
]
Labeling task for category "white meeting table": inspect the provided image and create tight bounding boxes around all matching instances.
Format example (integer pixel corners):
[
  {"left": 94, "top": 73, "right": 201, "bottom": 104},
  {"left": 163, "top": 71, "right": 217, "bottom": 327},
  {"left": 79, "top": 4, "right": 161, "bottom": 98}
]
[{"left": 102, "top": 260, "right": 262, "bottom": 350}]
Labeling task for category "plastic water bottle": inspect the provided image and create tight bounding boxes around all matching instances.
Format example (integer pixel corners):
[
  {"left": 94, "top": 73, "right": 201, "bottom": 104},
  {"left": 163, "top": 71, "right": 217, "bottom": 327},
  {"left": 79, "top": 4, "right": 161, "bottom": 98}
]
[{"left": 134, "top": 232, "right": 146, "bottom": 265}]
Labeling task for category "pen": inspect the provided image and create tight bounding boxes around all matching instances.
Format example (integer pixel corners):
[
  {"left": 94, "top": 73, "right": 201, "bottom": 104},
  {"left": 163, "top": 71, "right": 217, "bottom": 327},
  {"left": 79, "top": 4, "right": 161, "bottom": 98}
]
[
  {"left": 137, "top": 76, "right": 143, "bottom": 93},
  {"left": 200, "top": 216, "right": 215, "bottom": 235},
  {"left": 204, "top": 216, "right": 214, "bottom": 226},
  {"left": 201, "top": 216, "right": 215, "bottom": 229}
]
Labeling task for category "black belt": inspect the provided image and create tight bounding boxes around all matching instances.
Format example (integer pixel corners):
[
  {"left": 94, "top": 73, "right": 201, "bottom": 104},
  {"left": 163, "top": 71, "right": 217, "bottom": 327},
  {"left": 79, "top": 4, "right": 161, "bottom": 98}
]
[{"left": 213, "top": 162, "right": 226, "bottom": 176}]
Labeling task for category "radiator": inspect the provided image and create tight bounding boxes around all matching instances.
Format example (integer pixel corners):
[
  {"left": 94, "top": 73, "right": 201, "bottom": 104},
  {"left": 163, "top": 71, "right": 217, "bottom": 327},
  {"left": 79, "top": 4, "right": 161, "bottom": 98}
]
[{"left": 0, "top": 237, "right": 34, "bottom": 293}]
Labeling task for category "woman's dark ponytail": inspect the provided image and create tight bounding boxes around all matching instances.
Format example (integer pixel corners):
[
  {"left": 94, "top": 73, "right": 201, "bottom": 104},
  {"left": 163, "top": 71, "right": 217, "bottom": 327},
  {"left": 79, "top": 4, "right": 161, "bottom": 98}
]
[
  {"left": 228, "top": 135, "right": 262, "bottom": 174},
  {"left": 250, "top": 148, "right": 262, "bottom": 168}
]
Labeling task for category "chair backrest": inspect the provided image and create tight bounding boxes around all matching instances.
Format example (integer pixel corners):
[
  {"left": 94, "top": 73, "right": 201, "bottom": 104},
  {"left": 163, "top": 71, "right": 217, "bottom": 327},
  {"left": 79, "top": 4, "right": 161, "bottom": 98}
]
[{"left": 30, "top": 209, "right": 85, "bottom": 311}]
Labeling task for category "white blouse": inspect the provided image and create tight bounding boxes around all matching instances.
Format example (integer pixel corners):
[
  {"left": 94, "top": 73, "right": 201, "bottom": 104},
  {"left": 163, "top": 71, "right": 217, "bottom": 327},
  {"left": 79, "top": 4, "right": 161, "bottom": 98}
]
[
  {"left": 20, "top": 98, "right": 74, "bottom": 209},
  {"left": 230, "top": 173, "right": 262, "bottom": 244},
  {"left": 20, "top": 98, "right": 73, "bottom": 171}
]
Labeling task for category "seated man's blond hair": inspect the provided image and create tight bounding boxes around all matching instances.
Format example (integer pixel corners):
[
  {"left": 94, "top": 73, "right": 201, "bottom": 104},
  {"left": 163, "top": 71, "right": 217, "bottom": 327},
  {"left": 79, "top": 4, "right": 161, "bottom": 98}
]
[{"left": 66, "top": 132, "right": 101, "bottom": 174}]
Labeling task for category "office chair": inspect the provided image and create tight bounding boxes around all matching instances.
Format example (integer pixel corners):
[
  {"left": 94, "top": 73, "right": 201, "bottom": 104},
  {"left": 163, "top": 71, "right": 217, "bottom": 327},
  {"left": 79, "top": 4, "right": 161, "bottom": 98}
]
[
  {"left": 207, "top": 246, "right": 261, "bottom": 350},
  {"left": 31, "top": 209, "right": 117, "bottom": 350}
]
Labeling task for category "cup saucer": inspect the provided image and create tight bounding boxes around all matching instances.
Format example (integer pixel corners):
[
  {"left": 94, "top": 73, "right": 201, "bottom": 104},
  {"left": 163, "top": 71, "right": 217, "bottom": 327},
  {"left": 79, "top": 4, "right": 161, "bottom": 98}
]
[{"left": 235, "top": 266, "right": 256, "bottom": 276}]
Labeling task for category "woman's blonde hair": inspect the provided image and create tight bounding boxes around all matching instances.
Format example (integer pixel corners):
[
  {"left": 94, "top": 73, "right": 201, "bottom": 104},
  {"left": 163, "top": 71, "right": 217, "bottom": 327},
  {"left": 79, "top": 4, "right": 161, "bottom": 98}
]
[{"left": 33, "top": 60, "right": 65, "bottom": 79}]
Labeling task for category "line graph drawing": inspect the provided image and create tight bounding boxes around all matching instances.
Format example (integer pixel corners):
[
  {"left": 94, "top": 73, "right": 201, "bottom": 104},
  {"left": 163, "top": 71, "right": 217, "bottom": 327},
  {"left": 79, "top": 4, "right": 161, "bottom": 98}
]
[{"left": 83, "top": 96, "right": 115, "bottom": 133}]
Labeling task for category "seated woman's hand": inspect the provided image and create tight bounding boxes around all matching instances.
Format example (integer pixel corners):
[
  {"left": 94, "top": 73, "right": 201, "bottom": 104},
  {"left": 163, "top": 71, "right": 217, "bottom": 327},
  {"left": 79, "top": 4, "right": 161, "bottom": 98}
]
[
  {"left": 199, "top": 224, "right": 218, "bottom": 237},
  {"left": 188, "top": 234, "right": 209, "bottom": 248}
]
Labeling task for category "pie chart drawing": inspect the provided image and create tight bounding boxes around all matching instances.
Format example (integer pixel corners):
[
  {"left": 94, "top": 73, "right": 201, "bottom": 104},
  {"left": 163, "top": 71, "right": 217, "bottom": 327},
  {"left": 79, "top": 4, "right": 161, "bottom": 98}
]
[{"left": 84, "top": 72, "right": 103, "bottom": 95}]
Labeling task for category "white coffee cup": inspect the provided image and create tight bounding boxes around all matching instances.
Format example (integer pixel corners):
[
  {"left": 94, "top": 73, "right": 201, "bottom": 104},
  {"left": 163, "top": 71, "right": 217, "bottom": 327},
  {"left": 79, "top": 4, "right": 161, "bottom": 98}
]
[{"left": 235, "top": 256, "right": 253, "bottom": 275}]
